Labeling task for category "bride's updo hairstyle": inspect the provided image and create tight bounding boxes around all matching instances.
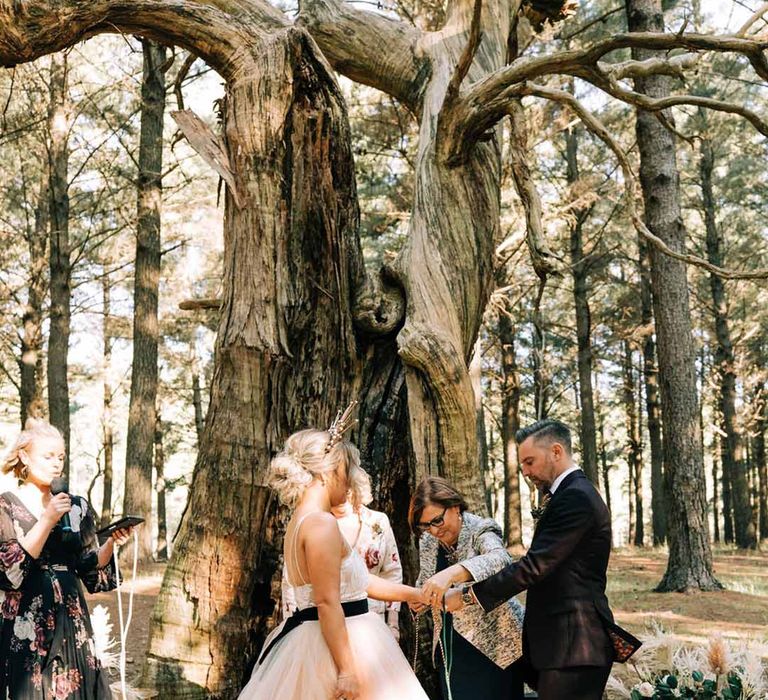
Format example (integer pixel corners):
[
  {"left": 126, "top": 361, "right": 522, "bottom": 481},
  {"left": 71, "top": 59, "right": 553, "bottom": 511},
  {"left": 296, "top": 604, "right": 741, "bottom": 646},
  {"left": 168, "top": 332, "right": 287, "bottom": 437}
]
[{"left": 268, "top": 428, "right": 372, "bottom": 509}]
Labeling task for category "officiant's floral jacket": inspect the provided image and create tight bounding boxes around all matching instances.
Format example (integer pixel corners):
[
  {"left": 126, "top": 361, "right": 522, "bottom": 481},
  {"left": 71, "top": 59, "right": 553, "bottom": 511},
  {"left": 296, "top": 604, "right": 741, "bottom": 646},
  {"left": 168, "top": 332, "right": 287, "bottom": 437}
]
[{"left": 416, "top": 512, "right": 524, "bottom": 669}]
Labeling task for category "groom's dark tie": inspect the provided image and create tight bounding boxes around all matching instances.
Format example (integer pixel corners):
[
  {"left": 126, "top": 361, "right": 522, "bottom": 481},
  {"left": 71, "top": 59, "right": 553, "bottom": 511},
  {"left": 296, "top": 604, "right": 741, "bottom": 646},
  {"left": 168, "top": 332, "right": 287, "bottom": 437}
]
[{"left": 532, "top": 489, "right": 552, "bottom": 524}]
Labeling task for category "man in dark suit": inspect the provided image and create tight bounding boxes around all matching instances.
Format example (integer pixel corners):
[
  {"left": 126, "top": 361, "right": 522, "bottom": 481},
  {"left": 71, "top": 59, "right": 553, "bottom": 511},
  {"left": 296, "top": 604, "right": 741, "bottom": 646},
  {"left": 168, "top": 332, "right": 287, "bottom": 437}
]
[{"left": 445, "top": 419, "right": 617, "bottom": 700}]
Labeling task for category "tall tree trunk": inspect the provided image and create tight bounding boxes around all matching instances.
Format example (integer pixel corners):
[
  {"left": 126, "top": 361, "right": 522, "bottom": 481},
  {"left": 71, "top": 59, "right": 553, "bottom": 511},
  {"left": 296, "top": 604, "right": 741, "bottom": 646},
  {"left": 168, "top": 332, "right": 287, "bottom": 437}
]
[
  {"left": 532, "top": 280, "right": 549, "bottom": 420},
  {"left": 598, "top": 402, "right": 612, "bottom": 516},
  {"left": 141, "top": 31, "right": 367, "bottom": 697},
  {"left": 712, "top": 445, "right": 720, "bottom": 543},
  {"left": 626, "top": 0, "right": 719, "bottom": 589},
  {"left": 101, "top": 272, "right": 115, "bottom": 528},
  {"left": 123, "top": 39, "right": 167, "bottom": 563},
  {"left": 623, "top": 340, "right": 642, "bottom": 545},
  {"left": 638, "top": 233, "right": 666, "bottom": 544},
  {"left": 498, "top": 307, "right": 522, "bottom": 545},
  {"left": 719, "top": 424, "right": 734, "bottom": 543},
  {"left": 634, "top": 360, "right": 644, "bottom": 546},
  {"left": 565, "top": 126, "right": 599, "bottom": 485},
  {"left": 46, "top": 52, "right": 72, "bottom": 478},
  {"left": 155, "top": 408, "right": 168, "bottom": 561},
  {"left": 754, "top": 385, "right": 768, "bottom": 541},
  {"left": 19, "top": 178, "right": 49, "bottom": 426},
  {"left": 700, "top": 138, "right": 756, "bottom": 549}
]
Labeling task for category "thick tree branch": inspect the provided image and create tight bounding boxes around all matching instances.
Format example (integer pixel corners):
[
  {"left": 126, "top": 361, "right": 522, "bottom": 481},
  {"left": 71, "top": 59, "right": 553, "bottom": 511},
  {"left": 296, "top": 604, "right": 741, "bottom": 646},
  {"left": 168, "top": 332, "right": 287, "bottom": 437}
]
[
  {"left": 441, "top": 31, "right": 768, "bottom": 162},
  {"left": 0, "top": 0, "right": 288, "bottom": 79},
  {"left": 298, "top": 0, "right": 428, "bottom": 113},
  {"left": 523, "top": 83, "right": 768, "bottom": 280}
]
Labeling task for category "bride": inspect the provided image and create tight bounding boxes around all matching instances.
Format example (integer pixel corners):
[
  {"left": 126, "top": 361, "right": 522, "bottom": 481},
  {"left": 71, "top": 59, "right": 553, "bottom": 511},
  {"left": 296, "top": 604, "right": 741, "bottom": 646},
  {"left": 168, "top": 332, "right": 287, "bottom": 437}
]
[{"left": 239, "top": 410, "right": 429, "bottom": 700}]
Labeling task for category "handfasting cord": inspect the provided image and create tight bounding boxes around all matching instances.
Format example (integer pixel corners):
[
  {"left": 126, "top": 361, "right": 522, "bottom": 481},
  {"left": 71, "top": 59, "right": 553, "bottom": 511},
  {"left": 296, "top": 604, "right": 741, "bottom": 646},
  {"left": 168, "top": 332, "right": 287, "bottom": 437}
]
[
  {"left": 112, "top": 530, "right": 139, "bottom": 700},
  {"left": 409, "top": 601, "right": 454, "bottom": 700},
  {"left": 438, "top": 593, "right": 453, "bottom": 700}
]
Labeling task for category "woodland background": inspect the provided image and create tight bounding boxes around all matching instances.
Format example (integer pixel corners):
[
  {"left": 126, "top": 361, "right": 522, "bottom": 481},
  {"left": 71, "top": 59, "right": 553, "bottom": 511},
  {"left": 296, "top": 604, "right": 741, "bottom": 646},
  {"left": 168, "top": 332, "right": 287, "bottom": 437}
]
[{"left": 0, "top": 0, "right": 767, "bottom": 696}]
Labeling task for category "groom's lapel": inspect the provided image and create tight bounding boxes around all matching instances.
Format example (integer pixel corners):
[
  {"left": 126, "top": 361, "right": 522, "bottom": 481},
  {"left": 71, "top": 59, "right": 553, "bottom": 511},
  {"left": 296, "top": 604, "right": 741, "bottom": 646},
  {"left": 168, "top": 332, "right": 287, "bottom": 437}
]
[{"left": 533, "top": 469, "right": 585, "bottom": 534}]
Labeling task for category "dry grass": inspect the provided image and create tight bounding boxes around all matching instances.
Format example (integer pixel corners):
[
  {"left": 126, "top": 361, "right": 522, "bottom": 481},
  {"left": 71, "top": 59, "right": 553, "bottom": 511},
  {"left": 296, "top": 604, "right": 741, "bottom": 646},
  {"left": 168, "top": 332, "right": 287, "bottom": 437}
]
[{"left": 608, "top": 546, "right": 768, "bottom": 648}]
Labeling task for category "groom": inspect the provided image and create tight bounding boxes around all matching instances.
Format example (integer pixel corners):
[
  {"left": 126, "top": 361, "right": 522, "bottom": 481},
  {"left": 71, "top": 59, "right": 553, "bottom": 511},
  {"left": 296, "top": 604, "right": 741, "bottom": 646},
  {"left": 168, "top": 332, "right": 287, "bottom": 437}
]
[{"left": 445, "top": 419, "right": 625, "bottom": 700}]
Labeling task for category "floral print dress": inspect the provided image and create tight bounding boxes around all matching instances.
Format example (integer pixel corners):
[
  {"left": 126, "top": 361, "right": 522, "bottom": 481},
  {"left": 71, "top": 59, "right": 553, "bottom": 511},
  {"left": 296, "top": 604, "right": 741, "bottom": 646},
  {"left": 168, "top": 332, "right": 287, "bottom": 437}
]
[{"left": 0, "top": 492, "right": 117, "bottom": 699}]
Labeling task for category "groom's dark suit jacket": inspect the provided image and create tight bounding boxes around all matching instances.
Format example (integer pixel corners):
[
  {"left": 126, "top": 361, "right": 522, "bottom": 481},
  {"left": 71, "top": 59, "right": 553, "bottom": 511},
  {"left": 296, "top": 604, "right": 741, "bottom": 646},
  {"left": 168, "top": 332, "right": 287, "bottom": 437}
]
[{"left": 472, "top": 469, "right": 614, "bottom": 671}]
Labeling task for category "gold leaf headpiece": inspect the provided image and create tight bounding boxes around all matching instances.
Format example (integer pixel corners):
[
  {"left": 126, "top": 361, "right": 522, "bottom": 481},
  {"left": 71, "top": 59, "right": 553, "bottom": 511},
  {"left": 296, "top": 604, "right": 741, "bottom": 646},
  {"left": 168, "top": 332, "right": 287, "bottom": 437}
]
[{"left": 325, "top": 401, "right": 358, "bottom": 453}]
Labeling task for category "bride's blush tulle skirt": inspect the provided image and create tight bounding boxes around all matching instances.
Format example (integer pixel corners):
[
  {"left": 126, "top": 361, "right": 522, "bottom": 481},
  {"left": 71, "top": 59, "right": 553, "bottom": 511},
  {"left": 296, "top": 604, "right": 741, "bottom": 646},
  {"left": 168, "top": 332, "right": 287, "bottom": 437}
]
[{"left": 239, "top": 612, "right": 429, "bottom": 700}]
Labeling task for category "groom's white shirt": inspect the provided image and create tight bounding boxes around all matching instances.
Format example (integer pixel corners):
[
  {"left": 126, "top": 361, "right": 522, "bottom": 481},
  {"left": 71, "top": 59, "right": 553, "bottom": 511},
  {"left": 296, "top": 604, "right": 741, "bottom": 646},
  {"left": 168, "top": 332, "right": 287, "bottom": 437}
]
[{"left": 549, "top": 464, "right": 581, "bottom": 495}]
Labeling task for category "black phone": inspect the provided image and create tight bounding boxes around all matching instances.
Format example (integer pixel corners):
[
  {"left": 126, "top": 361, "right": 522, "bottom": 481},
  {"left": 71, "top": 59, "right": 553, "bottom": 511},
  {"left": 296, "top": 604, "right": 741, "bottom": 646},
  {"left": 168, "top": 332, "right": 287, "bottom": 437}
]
[{"left": 96, "top": 515, "right": 144, "bottom": 538}]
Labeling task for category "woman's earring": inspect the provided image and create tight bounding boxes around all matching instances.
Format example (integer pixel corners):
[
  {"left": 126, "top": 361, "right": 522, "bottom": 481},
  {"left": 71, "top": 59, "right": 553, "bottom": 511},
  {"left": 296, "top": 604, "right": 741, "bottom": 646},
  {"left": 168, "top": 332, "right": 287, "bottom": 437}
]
[{"left": 20, "top": 464, "right": 29, "bottom": 481}]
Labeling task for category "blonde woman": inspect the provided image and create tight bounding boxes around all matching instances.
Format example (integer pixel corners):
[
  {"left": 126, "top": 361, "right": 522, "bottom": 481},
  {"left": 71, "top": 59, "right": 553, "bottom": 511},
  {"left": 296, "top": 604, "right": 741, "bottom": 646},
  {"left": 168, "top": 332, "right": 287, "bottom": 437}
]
[
  {"left": 281, "top": 492, "right": 403, "bottom": 639},
  {"left": 239, "top": 417, "right": 429, "bottom": 700},
  {"left": 0, "top": 419, "right": 133, "bottom": 699}
]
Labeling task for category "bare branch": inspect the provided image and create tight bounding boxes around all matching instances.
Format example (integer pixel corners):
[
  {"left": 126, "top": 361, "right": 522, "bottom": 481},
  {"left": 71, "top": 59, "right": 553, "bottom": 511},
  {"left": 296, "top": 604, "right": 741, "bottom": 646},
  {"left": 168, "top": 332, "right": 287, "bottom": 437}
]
[
  {"left": 297, "top": 0, "right": 427, "bottom": 113},
  {"left": 599, "top": 52, "right": 700, "bottom": 80},
  {"left": 444, "top": 0, "right": 483, "bottom": 106},
  {"left": 582, "top": 67, "right": 768, "bottom": 139},
  {"left": 523, "top": 83, "right": 768, "bottom": 280},
  {"left": 174, "top": 52, "right": 197, "bottom": 111},
  {"left": 506, "top": 98, "right": 560, "bottom": 278},
  {"left": 738, "top": 1, "right": 768, "bottom": 36},
  {"left": 442, "top": 31, "right": 768, "bottom": 161}
]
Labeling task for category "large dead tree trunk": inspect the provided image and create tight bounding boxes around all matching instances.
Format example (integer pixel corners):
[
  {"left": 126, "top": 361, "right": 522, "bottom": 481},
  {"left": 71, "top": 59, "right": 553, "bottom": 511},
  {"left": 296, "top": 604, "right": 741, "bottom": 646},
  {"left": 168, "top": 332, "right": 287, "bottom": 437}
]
[
  {"left": 299, "top": 0, "right": 514, "bottom": 514},
  {"left": 123, "top": 39, "right": 167, "bottom": 563},
  {"left": 19, "top": 177, "right": 48, "bottom": 426},
  {"left": 626, "top": 0, "right": 720, "bottom": 590},
  {"left": 46, "top": 52, "right": 72, "bottom": 478},
  {"left": 700, "top": 137, "right": 756, "bottom": 549}
]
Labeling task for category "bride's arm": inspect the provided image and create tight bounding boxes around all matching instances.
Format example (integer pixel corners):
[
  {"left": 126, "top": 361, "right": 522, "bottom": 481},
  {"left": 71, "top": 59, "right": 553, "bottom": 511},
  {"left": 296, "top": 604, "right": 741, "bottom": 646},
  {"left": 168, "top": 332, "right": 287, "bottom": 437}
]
[
  {"left": 304, "top": 514, "right": 357, "bottom": 680},
  {"left": 367, "top": 573, "right": 426, "bottom": 605}
]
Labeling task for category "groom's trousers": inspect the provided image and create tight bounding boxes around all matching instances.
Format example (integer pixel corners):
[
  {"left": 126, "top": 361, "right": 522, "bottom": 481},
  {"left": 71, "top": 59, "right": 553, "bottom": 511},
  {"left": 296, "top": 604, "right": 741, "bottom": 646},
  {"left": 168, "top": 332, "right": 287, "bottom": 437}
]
[{"left": 535, "top": 665, "right": 612, "bottom": 700}]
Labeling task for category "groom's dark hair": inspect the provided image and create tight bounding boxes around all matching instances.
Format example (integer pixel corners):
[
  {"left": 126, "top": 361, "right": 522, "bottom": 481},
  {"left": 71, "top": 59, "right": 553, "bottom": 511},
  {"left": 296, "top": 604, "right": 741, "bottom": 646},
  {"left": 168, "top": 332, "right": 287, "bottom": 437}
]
[{"left": 516, "top": 419, "right": 572, "bottom": 454}]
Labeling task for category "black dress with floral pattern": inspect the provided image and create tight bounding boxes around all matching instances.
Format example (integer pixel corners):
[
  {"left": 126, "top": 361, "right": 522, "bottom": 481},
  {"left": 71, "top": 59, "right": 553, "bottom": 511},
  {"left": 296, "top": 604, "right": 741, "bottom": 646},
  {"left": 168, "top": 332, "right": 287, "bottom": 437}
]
[{"left": 0, "top": 492, "right": 117, "bottom": 699}]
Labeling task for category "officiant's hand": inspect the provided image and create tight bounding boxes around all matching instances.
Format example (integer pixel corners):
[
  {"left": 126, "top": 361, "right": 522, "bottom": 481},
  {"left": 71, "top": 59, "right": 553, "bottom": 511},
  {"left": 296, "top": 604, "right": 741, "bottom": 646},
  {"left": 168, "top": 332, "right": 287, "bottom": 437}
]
[
  {"left": 334, "top": 671, "right": 360, "bottom": 700},
  {"left": 421, "top": 568, "right": 456, "bottom": 605}
]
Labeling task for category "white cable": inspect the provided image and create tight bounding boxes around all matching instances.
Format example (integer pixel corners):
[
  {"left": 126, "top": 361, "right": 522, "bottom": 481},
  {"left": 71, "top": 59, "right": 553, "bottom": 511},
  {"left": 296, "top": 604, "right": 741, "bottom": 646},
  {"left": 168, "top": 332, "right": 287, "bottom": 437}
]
[{"left": 113, "top": 531, "right": 139, "bottom": 700}]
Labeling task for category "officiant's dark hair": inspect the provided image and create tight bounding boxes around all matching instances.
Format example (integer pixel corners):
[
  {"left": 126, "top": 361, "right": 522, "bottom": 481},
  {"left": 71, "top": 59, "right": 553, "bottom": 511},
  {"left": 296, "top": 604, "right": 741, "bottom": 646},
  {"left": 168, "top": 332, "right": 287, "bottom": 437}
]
[
  {"left": 516, "top": 419, "right": 572, "bottom": 454},
  {"left": 408, "top": 476, "right": 468, "bottom": 534}
]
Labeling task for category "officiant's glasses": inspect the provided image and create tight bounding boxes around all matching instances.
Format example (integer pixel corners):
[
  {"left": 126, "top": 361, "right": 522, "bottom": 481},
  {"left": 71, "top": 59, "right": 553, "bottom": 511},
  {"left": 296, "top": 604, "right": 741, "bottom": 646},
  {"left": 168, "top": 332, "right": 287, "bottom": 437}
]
[{"left": 416, "top": 507, "right": 448, "bottom": 532}]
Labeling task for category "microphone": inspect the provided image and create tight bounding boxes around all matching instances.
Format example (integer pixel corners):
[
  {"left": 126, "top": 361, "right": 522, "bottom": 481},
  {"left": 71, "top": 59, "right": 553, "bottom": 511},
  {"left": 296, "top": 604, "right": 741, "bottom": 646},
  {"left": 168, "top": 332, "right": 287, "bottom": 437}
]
[{"left": 50, "top": 477, "right": 73, "bottom": 532}]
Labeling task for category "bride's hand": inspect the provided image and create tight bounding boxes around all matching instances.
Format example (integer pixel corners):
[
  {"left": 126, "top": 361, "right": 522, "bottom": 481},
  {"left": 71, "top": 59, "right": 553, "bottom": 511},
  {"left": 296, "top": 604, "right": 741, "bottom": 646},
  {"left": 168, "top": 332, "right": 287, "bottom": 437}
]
[{"left": 334, "top": 671, "right": 360, "bottom": 700}]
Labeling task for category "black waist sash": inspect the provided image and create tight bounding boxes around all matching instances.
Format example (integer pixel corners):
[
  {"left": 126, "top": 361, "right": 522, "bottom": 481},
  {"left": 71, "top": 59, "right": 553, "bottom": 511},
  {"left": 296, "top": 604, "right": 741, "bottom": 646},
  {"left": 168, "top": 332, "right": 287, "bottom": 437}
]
[{"left": 258, "top": 599, "right": 369, "bottom": 664}]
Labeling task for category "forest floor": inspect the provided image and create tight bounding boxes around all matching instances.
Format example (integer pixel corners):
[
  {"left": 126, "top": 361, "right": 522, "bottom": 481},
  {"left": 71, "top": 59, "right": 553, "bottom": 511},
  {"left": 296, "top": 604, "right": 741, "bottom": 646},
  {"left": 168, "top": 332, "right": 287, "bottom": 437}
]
[{"left": 87, "top": 547, "right": 768, "bottom": 692}]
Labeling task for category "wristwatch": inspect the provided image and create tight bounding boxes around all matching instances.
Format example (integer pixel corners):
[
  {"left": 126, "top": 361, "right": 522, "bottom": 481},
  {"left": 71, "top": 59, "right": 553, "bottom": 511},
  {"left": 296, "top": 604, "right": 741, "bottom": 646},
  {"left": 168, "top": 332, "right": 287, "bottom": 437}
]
[{"left": 461, "top": 584, "right": 477, "bottom": 607}]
